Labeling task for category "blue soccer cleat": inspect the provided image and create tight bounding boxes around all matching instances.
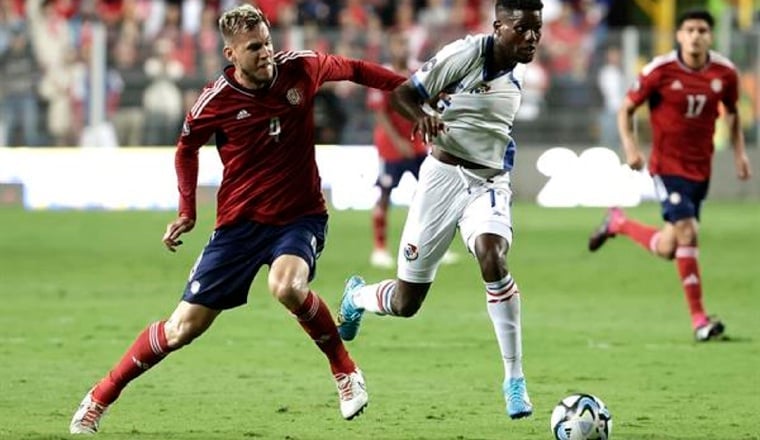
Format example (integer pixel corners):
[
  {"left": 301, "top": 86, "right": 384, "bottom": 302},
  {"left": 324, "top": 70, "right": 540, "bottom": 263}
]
[
  {"left": 337, "top": 275, "right": 366, "bottom": 341},
  {"left": 504, "top": 377, "right": 533, "bottom": 419}
]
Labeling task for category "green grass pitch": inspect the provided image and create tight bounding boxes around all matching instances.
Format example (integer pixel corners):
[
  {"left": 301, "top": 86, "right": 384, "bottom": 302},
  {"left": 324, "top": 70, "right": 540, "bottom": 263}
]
[{"left": 0, "top": 202, "right": 758, "bottom": 440}]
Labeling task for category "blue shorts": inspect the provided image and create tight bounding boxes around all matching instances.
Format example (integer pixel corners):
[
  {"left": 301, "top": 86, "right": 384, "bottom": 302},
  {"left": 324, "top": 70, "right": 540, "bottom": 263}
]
[
  {"left": 653, "top": 175, "right": 710, "bottom": 222},
  {"left": 181, "top": 215, "right": 328, "bottom": 310},
  {"left": 376, "top": 154, "right": 426, "bottom": 190}
]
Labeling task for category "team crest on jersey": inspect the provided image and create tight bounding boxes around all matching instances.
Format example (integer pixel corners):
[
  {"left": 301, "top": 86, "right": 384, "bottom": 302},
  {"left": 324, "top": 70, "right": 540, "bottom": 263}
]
[
  {"left": 421, "top": 58, "right": 437, "bottom": 72},
  {"left": 286, "top": 88, "right": 303, "bottom": 105},
  {"left": 472, "top": 83, "right": 491, "bottom": 94},
  {"left": 711, "top": 79, "right": 722, "bottom": 93},
  {"left": 403, "top": 243, "right": 419, "bottom": 261}
]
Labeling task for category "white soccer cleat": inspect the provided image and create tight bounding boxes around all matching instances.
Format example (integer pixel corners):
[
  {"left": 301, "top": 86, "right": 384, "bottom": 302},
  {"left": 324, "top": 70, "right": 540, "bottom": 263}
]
[
  {"left": 69, "top": 390, "right": 108, "bottom": 434},
  {"left": 695, "top": 317, "right": 725, "bottom": 342},
  {"left": 334, "top": 368, "right": 368, "bottom": 420},
  {"left": 370, "top": 248, "right": 394, "bottom": 269}
]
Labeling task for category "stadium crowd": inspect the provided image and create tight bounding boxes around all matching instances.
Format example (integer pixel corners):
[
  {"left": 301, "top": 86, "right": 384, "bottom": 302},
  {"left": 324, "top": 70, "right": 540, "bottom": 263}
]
[{"left": 0, "top": 0, "right": 757, "bottom": 148}]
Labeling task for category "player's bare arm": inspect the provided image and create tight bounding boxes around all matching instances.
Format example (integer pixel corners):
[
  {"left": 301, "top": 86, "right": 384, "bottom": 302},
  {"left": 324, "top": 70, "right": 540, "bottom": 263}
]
[
  {"left": 724, "top": 110, "right": 752, "bottom": 180},
  {"left": 162, "top": 216, "right": 196, "bottom": 252},
  {"left": 390, "top": 81, "right": 444, "bottom": 143},
  {"left": 617, "top": 97, "right": 645, "bottom": 170}
]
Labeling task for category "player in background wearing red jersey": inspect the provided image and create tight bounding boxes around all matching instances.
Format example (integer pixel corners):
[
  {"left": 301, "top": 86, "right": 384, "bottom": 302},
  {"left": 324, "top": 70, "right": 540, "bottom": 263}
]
[
  {"left": 588, "top": 9, "right": 752, "bottom": 341},
  {"left": 367, "top": 29, "right": 460, "bottom": 269},
  {"left": 366, "top": 29, "right": 429, "bottom": 269},
  {"left": 69, "top": 5, "right": 405, "bottom": 434}
]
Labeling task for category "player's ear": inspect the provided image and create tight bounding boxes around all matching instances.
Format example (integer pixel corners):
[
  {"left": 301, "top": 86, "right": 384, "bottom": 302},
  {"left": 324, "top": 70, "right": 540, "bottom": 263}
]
[
  {"left": 223, "top": 46, "right": 234, "bottom": 63},
  {"left": 493, "top": 20, "right": 501, "bottom": 33}
]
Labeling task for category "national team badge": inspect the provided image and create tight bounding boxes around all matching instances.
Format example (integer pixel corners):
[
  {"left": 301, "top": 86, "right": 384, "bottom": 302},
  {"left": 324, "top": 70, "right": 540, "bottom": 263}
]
[
  {"left": 286, "top": 88, "right": 302, "bottom": 105},
  {"left": 711, "top": 79, "right": 722, "bottom": 93},
  {"left": 403, "top": 243, "right": 419, "bottom": 261}
]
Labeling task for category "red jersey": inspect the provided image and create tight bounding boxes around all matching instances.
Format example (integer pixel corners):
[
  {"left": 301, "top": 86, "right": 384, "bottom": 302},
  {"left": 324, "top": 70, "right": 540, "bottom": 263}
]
[
  {"left": 627, "top": 50, "right": 739, "bottom": 181},
  {"left": 176, "top": 51, "right": 406, "bottom": 228},
  {"left": 366, "top": 65, "right": 427, "bottom": 161}
]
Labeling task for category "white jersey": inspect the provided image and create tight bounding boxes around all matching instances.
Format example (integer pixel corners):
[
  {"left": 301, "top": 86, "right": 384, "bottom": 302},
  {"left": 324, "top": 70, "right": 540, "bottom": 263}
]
[{"left": 411, "top": 34, "right": 525, "bottom": 170}]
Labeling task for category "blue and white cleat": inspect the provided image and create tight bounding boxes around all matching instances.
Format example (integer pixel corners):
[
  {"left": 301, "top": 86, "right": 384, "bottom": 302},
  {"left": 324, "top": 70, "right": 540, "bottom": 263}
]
[
  {"left": 504, "top": 377, "right": 533, "bottom": 419},
  {"left": 337, "top": 275, "right": 366, "bottom": 341}
]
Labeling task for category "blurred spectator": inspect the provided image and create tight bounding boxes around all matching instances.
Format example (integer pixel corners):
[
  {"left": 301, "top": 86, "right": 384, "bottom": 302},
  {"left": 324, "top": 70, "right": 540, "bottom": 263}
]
[
  {"left": 596, "top": 45, "right": 625, "bottom": 149},
  {"left": 111, "top": 31, "right": 145, "bottom": 146},
  {"left": 393, "top": 0, "right": 427, "bottom": 64},
  {"left": 70, "top": 37, "right": 124, "bottom": 147},
  {"left": 0, "top": 22, "right": 43, "bottom": 146},
  {"left": 141, "top": 38, "right": 184, "bottom": 146},
  {"left": 27, "top": 0, "right": 76, "bottom": 146}
]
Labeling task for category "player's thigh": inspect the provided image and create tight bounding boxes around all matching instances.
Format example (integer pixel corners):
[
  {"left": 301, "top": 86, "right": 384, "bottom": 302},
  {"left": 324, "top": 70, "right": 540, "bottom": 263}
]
[
  {"left": 459, "top": 176, "right": 514, "bottom": 254},
  {"left": 182, "top": 222, "right": 271, "bottom": 310},
  {"left": 397, "top": 158, "right": 466, "bottom": 283},
  {"left": 653, "top": 175, "right": 709, "bottom": 223},
  {"left": 270, "top": 214, "right": 327, "bottom": 282}
]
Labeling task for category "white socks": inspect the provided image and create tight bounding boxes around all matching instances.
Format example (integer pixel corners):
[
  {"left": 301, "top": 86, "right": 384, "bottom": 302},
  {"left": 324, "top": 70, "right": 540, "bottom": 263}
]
[
  {"left": 485, "top": 274, "right": 523, "bottom": 379},
  {"left": 352, "top": 280, "right": 397, "bottom": 315}
]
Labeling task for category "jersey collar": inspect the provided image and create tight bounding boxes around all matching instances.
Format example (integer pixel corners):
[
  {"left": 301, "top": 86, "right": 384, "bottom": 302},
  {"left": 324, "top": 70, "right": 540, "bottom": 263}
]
[
  {"left": 222, "top": 64, "right": 279, "bottom": 96},
  {"left": 483, "top": 35, "right": 513, "bottom": 81}
]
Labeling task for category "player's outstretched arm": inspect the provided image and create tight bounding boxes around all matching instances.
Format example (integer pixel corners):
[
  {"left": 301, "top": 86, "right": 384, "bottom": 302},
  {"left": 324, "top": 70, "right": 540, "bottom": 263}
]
[{"left": 390, "top": 81, "right": 444, "bottom": 143}]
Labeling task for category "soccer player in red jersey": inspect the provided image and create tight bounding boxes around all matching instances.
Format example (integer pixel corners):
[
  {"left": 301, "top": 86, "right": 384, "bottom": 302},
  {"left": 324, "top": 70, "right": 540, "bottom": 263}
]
[
  {"left": 588, "top": 9, "right": 752, "bottom": 341},
  {"left": 69, "top": 4, "right": 405, "bottom": 434},
  {"left": 366, "top": 29, "right": 429, "bottom": 268}
]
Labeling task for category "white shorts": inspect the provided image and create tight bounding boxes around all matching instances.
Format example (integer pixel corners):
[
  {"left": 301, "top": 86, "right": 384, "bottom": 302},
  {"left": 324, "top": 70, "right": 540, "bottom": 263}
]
[{"left": 397, "top": 155, "right": 513, "bottom": 283}]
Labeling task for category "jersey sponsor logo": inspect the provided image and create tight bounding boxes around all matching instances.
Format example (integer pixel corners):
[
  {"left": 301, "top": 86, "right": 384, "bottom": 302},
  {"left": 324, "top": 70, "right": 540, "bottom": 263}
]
[
  {"left": 236, "top": 109, "right": 251, "bottom": 120},
  {"left": 403, "top": 243, "right": 419, "bottom": 261},
  {"left": 710, "top": 78, "right": 722, "bottom": 93},
  {"left": 286, "top": 88, "right": 303, "bottom": 105},
  {"left": 670, "top": 80, "right": 683, "bottom": 90}
]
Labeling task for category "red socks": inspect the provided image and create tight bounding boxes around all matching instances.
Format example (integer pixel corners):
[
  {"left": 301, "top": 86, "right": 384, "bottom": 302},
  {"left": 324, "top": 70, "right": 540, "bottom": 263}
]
[
  {"left": 675, "top": 246, "right": 708, "bottom": 328},
  {"left": 372, "top": 205, "right": 387, "bottom": 250},
  {"left": 92, "top": 321, "right": 171, "bottom": 405},
  {"left": 617, "top": 218, "right": 660, "bottom": 253},
  {"left": 293, "top": 291, "right": 355, "bottom": 375}
]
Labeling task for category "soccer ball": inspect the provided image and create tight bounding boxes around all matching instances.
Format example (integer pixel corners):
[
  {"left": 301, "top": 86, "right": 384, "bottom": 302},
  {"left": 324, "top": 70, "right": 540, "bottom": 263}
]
[{"left": 550, "top": 393, "right": 612, "bottom": 440}]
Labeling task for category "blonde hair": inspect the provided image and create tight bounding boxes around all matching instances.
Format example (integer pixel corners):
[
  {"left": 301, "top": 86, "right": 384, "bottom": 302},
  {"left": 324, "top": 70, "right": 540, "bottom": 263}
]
[{"left": 218, "top": 4, "right": 270, "bottom": 45}]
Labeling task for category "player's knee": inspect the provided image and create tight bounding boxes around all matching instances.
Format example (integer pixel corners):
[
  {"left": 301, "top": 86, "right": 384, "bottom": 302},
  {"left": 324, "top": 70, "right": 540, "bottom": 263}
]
[{"left": 268, "top": 276, "right": 308, "bottom": 306}]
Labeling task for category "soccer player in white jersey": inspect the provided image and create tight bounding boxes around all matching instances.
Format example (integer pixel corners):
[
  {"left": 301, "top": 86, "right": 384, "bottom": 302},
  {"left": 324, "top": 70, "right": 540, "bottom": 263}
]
[{"left": 337, "top": 0, "right": 543, "bottom": 420}]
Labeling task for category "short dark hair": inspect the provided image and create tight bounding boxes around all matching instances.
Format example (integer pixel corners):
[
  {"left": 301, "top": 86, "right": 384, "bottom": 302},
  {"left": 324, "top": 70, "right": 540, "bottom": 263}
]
[
  {"left": 496, "top": 0, "right": 544, "bottom": 12},
  {"left": 676, "top": 9, "right": 714, "bottom": 29}
]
